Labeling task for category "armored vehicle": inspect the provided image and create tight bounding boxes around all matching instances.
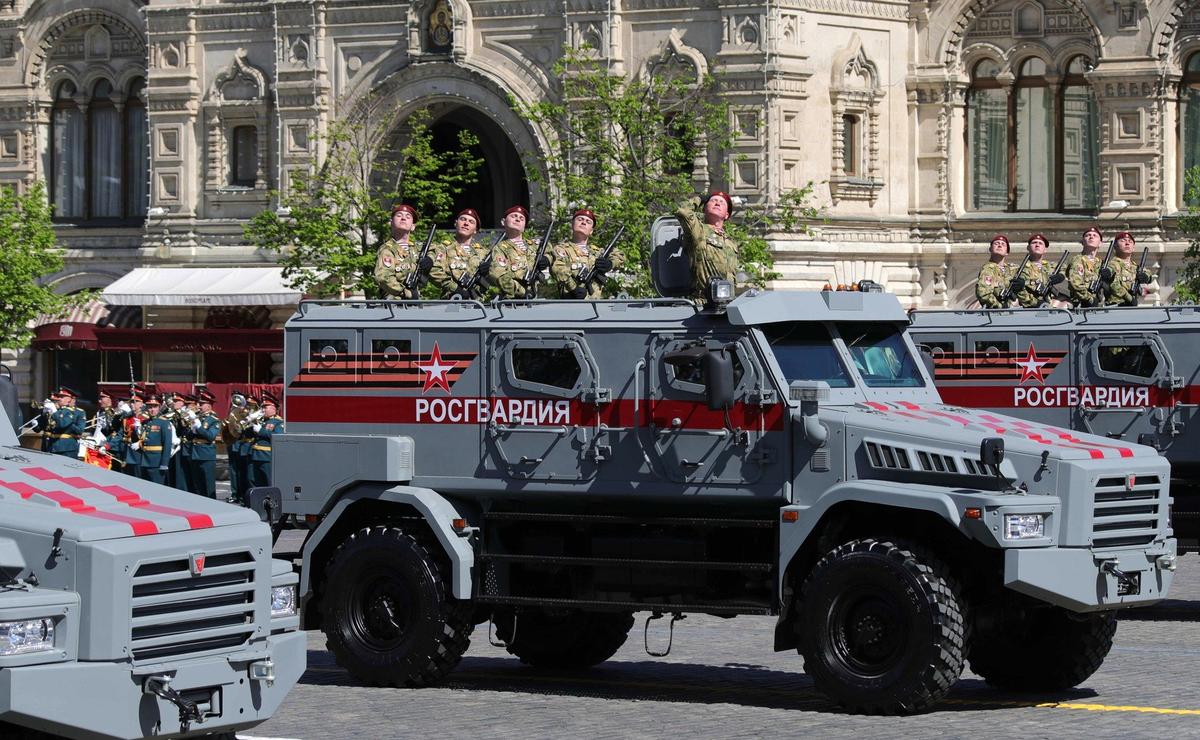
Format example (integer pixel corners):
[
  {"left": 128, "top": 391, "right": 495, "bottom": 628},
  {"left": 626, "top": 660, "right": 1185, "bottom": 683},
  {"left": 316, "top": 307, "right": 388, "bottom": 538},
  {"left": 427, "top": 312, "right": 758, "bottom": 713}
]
[
  {"left": 0, "top": 371, "right": 305, "bottom": 739},
  {"left": 254, "top": 286, "right": 1176, "bottom": 716},
  {"left": 909, "top": 305, "right": 1200, "bottom": 551}
]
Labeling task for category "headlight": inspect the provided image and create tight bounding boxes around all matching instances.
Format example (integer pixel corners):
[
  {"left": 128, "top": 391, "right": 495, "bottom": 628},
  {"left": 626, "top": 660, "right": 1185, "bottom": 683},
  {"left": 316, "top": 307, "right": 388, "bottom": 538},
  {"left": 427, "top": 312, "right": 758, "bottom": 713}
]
[
  {"left": 1004, "top": 513, "right": 1046, "bottom": 540},
  {"left": 271, "top": 585, "right": 297, "bottom": 617},
  {"left": 0, "top": 618, "right": 55, "bottom": 655}
]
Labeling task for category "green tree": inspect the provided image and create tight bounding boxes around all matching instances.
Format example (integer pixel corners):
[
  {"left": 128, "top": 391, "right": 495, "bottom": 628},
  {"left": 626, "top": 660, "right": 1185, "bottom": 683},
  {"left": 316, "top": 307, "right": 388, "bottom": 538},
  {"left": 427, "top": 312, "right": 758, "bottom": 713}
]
[
  {"left": 246, "top": 102, "right": 482, "bottom": 298},
  {"left": 517, "top": 47, "right": 819, "bottom": 296},
  {"left": 1176, "top": 166, "right": 1200, "bottom": 302},
  {"left": 0, "top": 181, "right": 85, "bottom": 349}
]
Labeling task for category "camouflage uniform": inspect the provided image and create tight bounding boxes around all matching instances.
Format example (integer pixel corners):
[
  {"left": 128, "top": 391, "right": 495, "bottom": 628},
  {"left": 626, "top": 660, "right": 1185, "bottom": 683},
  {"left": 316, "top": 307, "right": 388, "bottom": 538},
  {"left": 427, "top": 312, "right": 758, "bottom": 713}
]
[
  {"left": 429, "top": 236, "right": 488, "bottom": 297},
  {"left": 374, "top": 238, "right": 418, "bottom": 298},
  {"left": 492, "top": 234, "right": 551, "bottom": 299},
  {"left": 1014, "top": 260, "right": 1053, "bottom": 308},
  {"left": 549, "top": 240, "right": 624, "bottom": 299},
  {"left": 675, "top": 197, "right": 739, "bottom": 298},
  {"left": 1106, "top": 257, "right": 1151, "bottom": 306},
  {"left": 975, "top": 261, "right": 1013, "bottom": 308},
  {"left": 1066, "top": 252, "right": 1102, "bottom": 307}
]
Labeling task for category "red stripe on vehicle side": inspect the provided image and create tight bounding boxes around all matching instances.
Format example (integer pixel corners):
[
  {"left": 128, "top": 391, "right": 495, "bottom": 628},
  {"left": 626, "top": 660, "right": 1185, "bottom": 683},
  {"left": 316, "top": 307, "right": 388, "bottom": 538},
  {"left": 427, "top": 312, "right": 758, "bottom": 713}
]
[
  {"left": 22, "top": 467, "right": 214, "bottom": 529},
  {"left": 1007, "top": 420, "right": 1133, "bottom": 459},
  {"left": 976, "top": 414, "right": 1105, "bottom": 459},
  {"left": 0, "top": 479, "right": 159, "bottom": 535}
]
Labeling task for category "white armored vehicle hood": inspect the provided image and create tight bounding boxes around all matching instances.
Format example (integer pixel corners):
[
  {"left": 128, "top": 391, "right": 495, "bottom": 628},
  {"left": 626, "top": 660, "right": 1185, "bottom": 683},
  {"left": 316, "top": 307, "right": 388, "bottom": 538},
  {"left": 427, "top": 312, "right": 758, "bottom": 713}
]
[{"left": 0, "top": 447, "right": 260, "bottom": 542}]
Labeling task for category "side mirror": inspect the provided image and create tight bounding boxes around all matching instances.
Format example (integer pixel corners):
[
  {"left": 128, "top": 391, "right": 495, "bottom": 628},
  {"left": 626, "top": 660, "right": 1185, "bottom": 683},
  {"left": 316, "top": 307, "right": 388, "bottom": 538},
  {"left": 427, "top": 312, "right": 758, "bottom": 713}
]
[
  {"left": 980, "top": 437, "right": 1005, "bottom": 467},
  {"left": 703, "top": 349, "right": 735, "bottom": 411}
]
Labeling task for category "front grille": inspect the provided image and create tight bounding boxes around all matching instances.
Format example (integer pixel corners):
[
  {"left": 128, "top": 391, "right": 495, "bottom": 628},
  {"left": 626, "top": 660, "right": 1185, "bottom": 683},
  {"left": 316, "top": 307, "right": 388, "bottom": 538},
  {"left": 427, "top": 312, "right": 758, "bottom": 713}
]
[
  {"left": 130, "top": 550, "right": 257, "bottom": 662},
  {"left": 1092, "top": 474, "right": 1165, "bottom": 549}
]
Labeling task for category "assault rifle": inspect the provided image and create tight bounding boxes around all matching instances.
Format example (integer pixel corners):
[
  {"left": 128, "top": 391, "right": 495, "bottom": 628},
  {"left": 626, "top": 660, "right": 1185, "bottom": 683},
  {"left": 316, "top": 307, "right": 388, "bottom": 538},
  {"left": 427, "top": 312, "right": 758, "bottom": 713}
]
[
  {"left": 522, "top": 219, "right": 558, "bottom": 298},
  {"left": 1088, "top": 238, "right": 1118, "bottom": 307},
  {"left": 453, "top": 231, "right": 506, "bottom": 300},
  {"left": 999, "top": 252, "right": 1030, "bottom": 304},
  {"left": 1124, "top": 247, "right": 1151, "bottom": 307},
  {"left": 402, "top": 226, "right": 437, "bottom": 298},
  {"left": 573, "top": 224, "right": 626, "bottom": 298},
  {"left": 1034, "top": 252, "right": 1069, "bottom": 306}
]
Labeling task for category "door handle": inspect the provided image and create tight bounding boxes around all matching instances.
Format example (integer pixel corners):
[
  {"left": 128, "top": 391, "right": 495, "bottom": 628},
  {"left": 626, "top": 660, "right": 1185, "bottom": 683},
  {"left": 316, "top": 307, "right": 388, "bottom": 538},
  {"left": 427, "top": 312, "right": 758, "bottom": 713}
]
[{"left": 680, "top": 460, "right": 703, "bottom": 470}]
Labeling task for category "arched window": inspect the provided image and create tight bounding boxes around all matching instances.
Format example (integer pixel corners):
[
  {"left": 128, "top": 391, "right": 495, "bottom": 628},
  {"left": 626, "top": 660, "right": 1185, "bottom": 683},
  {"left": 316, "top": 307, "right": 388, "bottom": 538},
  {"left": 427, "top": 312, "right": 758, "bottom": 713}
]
[
  {"left": 125, "top": 78, "right": 148, "bottom": 217},
  {"left": 966, "top": 55, "right": 1096, "bottom": 212},
  {"left": 1061, "top": 56, "right": 1099, "bottom": 210},
  {"left": 966, "top": 60, "right": 1007, "bottom": 211},
  {"left": 1181, "top": 53, "right": 1200, "bottom": 202},
  {"left": 49, "top": 76, "right": 147, "bottom": 223},
  {"left": 51, "top": 81, "right": 84, "bottom": 218}
]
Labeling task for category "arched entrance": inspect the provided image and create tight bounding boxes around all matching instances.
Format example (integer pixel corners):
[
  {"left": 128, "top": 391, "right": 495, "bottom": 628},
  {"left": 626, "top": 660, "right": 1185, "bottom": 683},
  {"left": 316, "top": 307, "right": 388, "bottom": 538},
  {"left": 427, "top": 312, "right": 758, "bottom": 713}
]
[
  {"left": 348, "top": 61, "right": 550, "bottom": 227},
  {"left": 425, "top": 103, "right": 528, "bottom": 227}
]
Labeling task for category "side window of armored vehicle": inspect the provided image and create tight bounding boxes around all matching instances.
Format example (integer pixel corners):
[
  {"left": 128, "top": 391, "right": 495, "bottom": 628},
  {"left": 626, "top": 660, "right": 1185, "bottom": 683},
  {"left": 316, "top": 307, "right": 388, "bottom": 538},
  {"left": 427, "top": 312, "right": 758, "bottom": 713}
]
[
  {"left": 370, "top": 339, "right": 412, "bottom": 372},
  {"left": 973, "top": 339, "right": 1009, "bottom": 368},
  {"left": 664, "top": 347, "right": 745, "bottom": 395},
  {"left": 509, "top": 343, "right": 584, "bottom": 396},
  {"left": 761, "top": 323, "right": 852, "bottom": 388},
  {"left": 916, "top": 340, "right": 957, "bottom": 379},
  {"left": 1097, "top": 343, "right": 1159, "bottom": 380},
  {"left": 307, "top": 338, "right": 350, "bottom": 374}
]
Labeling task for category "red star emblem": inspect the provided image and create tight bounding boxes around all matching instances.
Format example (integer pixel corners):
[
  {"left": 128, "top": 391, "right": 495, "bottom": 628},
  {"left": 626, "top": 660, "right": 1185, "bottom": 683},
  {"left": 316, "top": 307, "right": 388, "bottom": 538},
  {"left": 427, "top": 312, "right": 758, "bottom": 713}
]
[
  {"left": 416, "top": 342, "right": 455, "bottom": 393},
  {"left": 1015, "top": 342, "right": 1051, "bottom": 384}
]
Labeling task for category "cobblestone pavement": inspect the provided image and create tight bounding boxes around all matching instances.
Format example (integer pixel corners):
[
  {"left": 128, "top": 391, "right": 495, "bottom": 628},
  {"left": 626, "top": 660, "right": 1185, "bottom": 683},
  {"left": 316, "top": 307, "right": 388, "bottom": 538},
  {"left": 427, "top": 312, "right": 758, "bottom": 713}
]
[{"left": 248, "top": 534, "right": 1200, "bottom": 740}]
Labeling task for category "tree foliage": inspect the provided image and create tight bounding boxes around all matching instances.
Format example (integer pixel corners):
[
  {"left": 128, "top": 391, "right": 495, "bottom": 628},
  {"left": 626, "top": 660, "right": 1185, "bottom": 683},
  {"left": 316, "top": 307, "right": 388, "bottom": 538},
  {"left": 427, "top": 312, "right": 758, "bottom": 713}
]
[
  {"left": 516, "top": 46, "right": 819, "bottom": 296},
  {"left": 246, "top": 100, "right": 482, "bottom": 298},
  {"left": 0, "top": 181, "right": 84, "bottom": 349},
  {"left": 1175, "top": 166, "right": 1200, "bottom": 302}
]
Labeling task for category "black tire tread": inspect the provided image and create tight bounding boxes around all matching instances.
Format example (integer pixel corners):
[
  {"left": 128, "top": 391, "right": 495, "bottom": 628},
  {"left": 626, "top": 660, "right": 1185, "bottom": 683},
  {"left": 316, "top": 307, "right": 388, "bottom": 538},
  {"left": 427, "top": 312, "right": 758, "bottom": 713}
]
[
  {"left": 969, "top": 609, "right": 1116, "bottom": 691},
  {"left": 496, "top": 610, "right": 635, "bottom": 669},
  {"left": 797, "top": 537, "right": 967, "bottom": 715},
  {"left": 321, "top": 525, "right": 473, "bottom": 687}
]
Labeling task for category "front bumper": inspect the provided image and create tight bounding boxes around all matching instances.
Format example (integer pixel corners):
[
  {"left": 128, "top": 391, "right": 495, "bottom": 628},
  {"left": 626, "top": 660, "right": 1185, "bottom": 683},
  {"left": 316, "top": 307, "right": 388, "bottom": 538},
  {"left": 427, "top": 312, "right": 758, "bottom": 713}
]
[
  {"left": 0, "top": 630, "right": 306, "bottom": 740},
  {"left": 1004, "top": 539, "right": 1177, "bottom": 612}
]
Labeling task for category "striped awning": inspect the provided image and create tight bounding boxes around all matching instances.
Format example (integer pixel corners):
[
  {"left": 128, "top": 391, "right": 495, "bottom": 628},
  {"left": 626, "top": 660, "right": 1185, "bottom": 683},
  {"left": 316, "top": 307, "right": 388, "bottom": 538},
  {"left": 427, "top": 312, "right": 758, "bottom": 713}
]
[{"left": 31, "top": 300, "right": 141, "bottom": 329}]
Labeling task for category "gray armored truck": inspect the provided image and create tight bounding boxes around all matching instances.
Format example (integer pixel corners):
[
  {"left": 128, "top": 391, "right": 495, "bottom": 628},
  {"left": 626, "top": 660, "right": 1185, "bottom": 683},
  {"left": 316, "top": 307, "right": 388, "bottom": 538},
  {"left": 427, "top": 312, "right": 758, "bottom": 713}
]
[
  {"left": 255, "top": 286, "right": 1176, "bottom": 715},
  {"left": 0, "top": 372, "right": 305, "bottom": 739},
  {"left": 909, "top": 305, "right": 1200, "bottom": 551}
]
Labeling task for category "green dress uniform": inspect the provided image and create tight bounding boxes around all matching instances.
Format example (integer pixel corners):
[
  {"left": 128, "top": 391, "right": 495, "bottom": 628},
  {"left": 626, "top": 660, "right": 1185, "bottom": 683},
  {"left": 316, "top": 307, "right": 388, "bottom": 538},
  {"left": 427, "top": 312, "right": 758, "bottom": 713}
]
[
  {"left": 123, "top": 416, "right": 144, "bottom": 478},
  {"left": 235, "top": 416, "right": 257, "bottom": 501},
  {"left": 188, "top": 412, "right": 221, "bottom": 499},
  {"left": 1014, "top": 259, "right": 1053, "bottom": 308},
  {"left": 1105, "top": 258, "right": 1151, "bottom": 306},
  {"left": 105, "top": 419, "right": 127, "bottom": 473},
  {"left": 250, "top": 416, "right": 283, "bottom": 488},
  {"left": 171, "top": 413, "right": 192, "bottom": 492},
  {"left": 975, "top": 261, "right": 1013, "bottom": 309},
  {"left": 46, "top": 406, "right": 84, "bottom": 458},
  {"left": 429, "top": 237, "right": 489, "bottom": 298},
  {"left": 549, "top": 240, "right": 624, "bottom": 298},
  {"left": 492, "top": 235, "right": 549, "bottom": 299},
  {"left": 674, "top": 197, "right": 739, "bottom": 299},
  {"left": 374, "top": 237, "right": 419, "bottom": 297},
  {"left": 138, "top": 417, "right": 174, "bottom": 485},
  {"left": 1066, "top": 253, "right": 1103, "bottom": 307}
]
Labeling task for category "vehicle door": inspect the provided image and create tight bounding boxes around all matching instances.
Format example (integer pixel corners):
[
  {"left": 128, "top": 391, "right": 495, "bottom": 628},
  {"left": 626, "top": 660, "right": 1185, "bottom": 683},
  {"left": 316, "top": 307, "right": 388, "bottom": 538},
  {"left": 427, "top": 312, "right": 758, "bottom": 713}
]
[
  {"left": 485, "top": 332, "right": 603, "bottom": 481},
  {"left": 1073, "top": 332, "right": 1177, "bottom": 447},
  {"left": 645, "top": 333, "right": 782, "bottom": 489}
]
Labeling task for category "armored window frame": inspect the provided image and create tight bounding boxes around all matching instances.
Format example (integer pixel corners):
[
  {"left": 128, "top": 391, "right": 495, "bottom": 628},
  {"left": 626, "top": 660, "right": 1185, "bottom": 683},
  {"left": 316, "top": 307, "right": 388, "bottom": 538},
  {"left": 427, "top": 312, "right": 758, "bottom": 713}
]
[
  {"left": 369, "top": 338, "right": 413, "bottom": 374},
  {"left": 504, "top": 338, "right": 589, "bottom": 398},
  {"left": 1092, "top": 338, "right": 1164, "bottom": 384}
]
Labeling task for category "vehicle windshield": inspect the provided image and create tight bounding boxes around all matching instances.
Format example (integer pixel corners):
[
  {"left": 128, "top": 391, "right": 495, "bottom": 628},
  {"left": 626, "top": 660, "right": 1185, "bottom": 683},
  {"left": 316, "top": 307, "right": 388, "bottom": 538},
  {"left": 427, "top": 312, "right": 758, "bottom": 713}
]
[
  {"left": 836, "top": 322, "right": 925, "bottom": 388},
  {"left": 761, "top": 323, "right": 853, "bottom": 388}
]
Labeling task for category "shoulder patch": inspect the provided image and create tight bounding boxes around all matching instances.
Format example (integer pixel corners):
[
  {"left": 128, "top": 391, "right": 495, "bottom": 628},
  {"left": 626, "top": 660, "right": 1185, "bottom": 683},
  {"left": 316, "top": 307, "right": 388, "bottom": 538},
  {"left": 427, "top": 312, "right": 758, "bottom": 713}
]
[{"left": 382, "top": 254, "right": 393, "bottom": 268}]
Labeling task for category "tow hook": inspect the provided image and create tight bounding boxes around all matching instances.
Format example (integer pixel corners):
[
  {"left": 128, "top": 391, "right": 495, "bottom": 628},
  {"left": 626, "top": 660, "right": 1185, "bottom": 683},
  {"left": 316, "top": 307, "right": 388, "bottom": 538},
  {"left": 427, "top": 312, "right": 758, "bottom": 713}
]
[
  {"left": 1101, "top": 560, "right": 1140, "bottom": 595},
  {"left": 250, "top": 658, "right": 276, "bottom": 688},
  {"left": 1156, "top": 554, "right": 1178, "bottom": 572},
  {"left": 643, "top": 611, "right": 685, "bottom": 657},
  {"left": 143, "top": 674, "right": 201, "bottom": 729}
]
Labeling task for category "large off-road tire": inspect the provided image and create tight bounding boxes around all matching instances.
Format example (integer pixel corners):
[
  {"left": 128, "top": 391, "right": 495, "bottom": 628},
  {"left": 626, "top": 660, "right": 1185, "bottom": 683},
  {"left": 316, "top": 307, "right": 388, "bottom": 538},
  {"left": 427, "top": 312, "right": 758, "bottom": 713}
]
[
  {"left": 797, "top": 538, "right": 967, "bottom": 715},
  {"left": 321, "top": 526, "right": 473, "bottom": 686},
  {"left": 494, "top": 609, "right": 635, "bottom": 669},
  {"left": 969, "top": 606, "right": 1116, "bottom": 691}
]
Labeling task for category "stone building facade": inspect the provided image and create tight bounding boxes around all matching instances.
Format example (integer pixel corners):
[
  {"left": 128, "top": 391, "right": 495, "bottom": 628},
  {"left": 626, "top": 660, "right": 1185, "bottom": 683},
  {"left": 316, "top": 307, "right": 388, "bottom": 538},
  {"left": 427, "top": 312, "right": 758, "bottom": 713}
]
[{"left": 4, "top": 0, "right": 1200, "bottom": 397}]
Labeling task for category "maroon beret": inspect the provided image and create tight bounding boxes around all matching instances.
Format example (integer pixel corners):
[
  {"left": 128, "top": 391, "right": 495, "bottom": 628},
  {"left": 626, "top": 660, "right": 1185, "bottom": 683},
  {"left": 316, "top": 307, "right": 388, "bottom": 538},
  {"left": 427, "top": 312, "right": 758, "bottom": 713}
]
[
  {"left": 1115, "top": 231, "right": 1134, "bottom": 242},
  {"left": 503, "top": 205, "right": 528, "bottom": 219},
  {"left": 573, "top": 208, "right": 596, "bottom": 223},
  {"left": 1083, "top": 226, "right": 1102, "bottom": 238},
  {"left": 990, "top": 234, "right": 1010, "bottom": 248},
  {"left": 456, "top": 208, "right": 480, "bottom": 225},
  {"left": 707, "top": 191, "right": 733, "bottom": 214},
  {"left": 391, "top": 203, "right": 416, "bottom": 218},
  {"left": 1027, "top": 233, "right": 1049, "bottom": 247}
]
